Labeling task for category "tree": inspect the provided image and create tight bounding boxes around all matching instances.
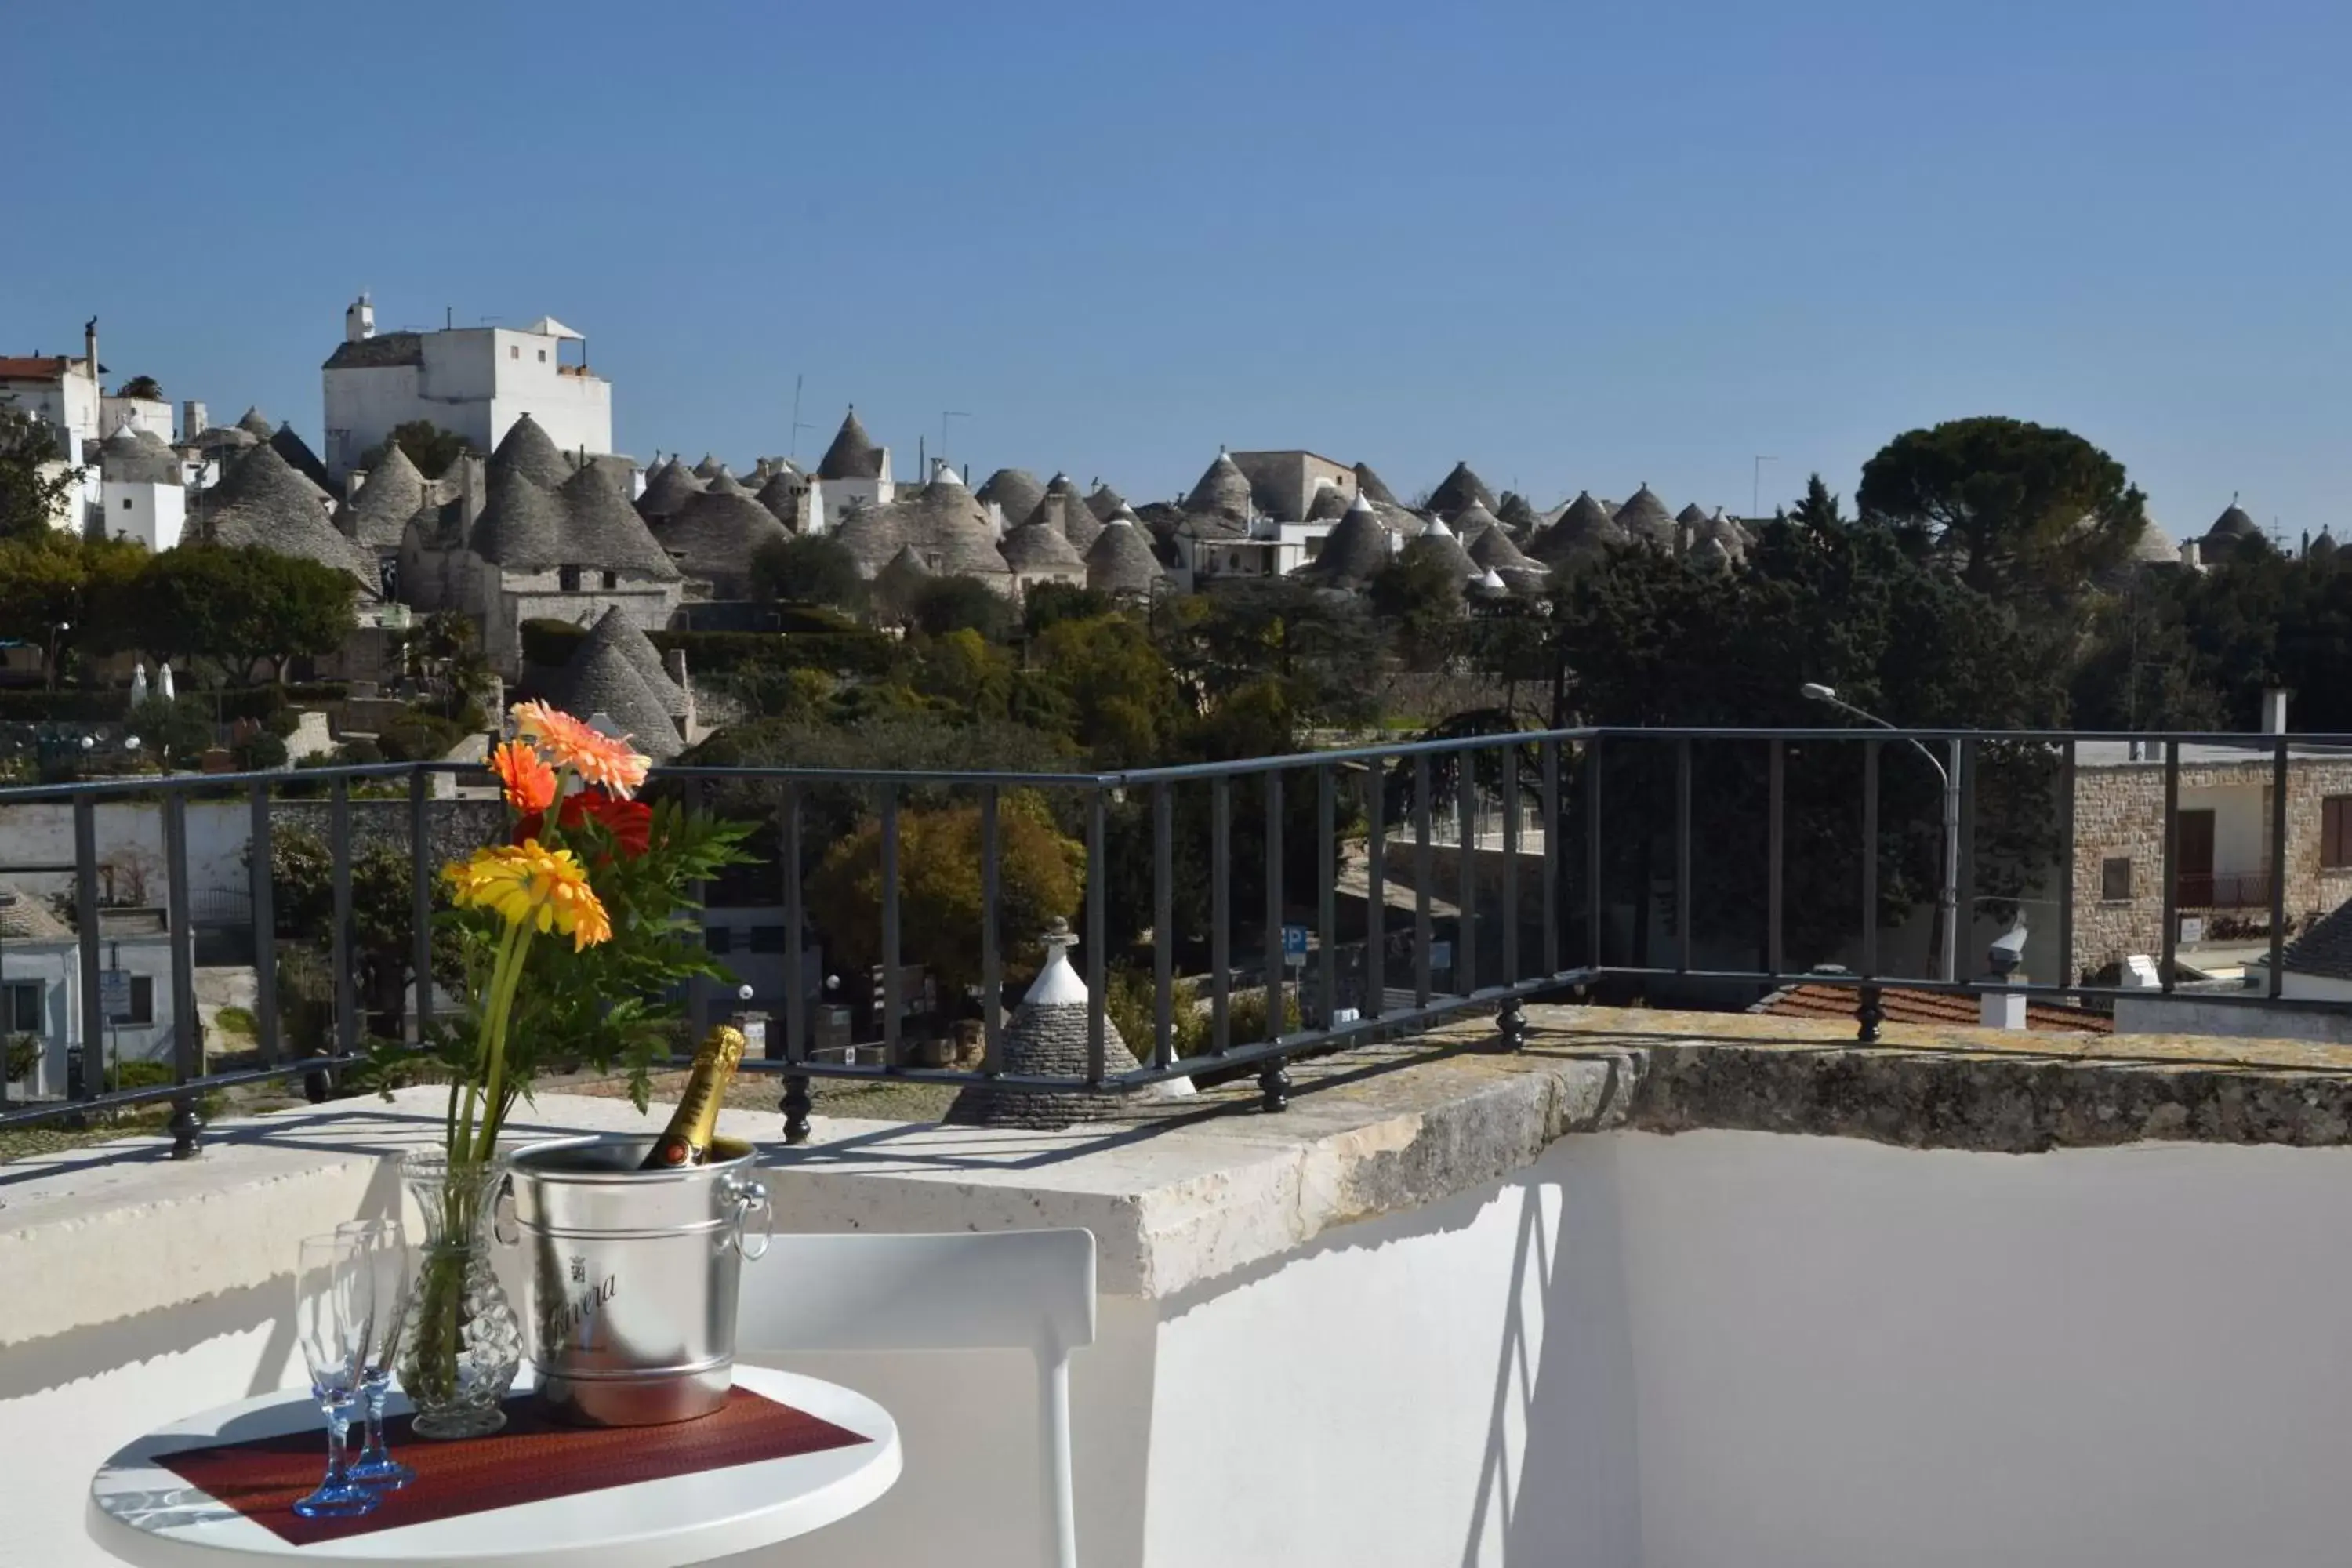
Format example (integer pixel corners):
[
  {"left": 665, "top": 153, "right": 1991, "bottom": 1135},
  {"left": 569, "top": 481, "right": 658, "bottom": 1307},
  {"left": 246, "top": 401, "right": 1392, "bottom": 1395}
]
[
  {"left": 0, "top": 534, "right": 148, "bottom": 686},
  {"left": 1856, "top": 416, "right": 2147, "bottom": 601},
  {"left": 1029, "top": 613, "right": 1185, "bottom": 768},
  {"left": 115, "top": 375, "right": 162, "bottom": 400},
  {"left": 360, "top": 419, "right": 470, "bottom": 479},
  {"left": 1787, "top": 473, "right": 1847, "bottom": 535},
  {"left": 125, "top": 695, "right": 214, "bottom": 768},
  {"left": 1162, "top": 580, "right": 1381, "bottom": 742},
  {"left": 132, "top": 546, "right": 357, "bottom": 681},
  {"left": 910, "top": 575, "right": 1014, "bottom": 641},
  {"left": 0, "top": 398, "right": 81, "bottom": 542},
  {"left": 806, "top": 792, "right": 1085, "bottom": 1011},
  {"left": 750, "top": 534, "right": 866, "bottom": 611},
  {"left": 1022, "top": 582, "right": 1112, "bottom": 635},
  {"left": 1367, "top": 548, "right": 1467, "bottom": 670},
  {"left": 401, "top": 610, "right": 492, "bottom": 723}
]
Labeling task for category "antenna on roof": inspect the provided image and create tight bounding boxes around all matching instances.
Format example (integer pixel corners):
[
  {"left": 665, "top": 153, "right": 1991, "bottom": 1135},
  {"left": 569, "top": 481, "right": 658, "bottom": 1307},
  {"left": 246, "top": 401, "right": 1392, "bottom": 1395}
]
[{"left": 788, "top": 374, "right": 811, "bottom": 462}]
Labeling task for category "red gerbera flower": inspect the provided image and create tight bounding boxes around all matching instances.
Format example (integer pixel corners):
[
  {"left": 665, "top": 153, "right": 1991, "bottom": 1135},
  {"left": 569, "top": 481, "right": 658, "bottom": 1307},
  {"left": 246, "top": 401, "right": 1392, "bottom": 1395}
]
[{"left": 513, "top": 788, "right": 653, "bottom": 859}]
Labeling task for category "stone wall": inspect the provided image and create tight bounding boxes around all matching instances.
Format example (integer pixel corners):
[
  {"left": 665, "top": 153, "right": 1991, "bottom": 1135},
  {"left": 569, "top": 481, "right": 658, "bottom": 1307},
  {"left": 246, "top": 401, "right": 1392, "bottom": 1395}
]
[{"left": 2069, "top": 757, "right": 2352, "bottom": 980}]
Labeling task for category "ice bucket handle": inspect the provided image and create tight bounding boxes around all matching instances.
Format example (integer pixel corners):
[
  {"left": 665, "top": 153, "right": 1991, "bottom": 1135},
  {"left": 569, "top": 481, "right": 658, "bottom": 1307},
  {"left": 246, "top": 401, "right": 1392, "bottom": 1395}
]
[
  {"left": 492, "top": 1173, "right": 520, "bottom": 1247},
  {"left": 720, "top": 1174, "right": 771, "bottom": 1260}
]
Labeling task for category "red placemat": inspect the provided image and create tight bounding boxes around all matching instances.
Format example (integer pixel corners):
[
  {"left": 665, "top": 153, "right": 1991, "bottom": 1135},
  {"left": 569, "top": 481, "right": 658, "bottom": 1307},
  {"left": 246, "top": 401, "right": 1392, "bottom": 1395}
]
[{"left": 154, "top": 1385, "right": 873, "bottom": 1546}]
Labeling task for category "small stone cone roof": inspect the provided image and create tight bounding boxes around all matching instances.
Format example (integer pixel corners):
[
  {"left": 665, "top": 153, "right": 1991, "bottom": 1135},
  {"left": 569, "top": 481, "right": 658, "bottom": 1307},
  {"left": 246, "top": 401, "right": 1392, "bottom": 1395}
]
[
  {"left": 873, "top": 543, "right": 933, "bottom": 608},
  {"left": 1305, "top": 486, "right": 1352, "bottom": 521},
  {"left": 691, "top": 453, "right": 731, "bottom": 481},
  {"left": 558, "top": 464, "right": 683, "bottom": 580},
  {"left": 1084, "top": 482, "right": 1127, "bottom": 521},
  {"left": 2207, "top": 502, "right": 2259, "bottom": 540},
  {"left": 654, "top": 486, "right": 792, "bottom": 582},
  {"left": 2310, "top": 529, "right": 2339, "bottom": 561},
  {"left": 1449, "top": 499, "right": 1505, "bottom": 547},
  {"left": 999, "top": 513, "right": 1088, "bottom": 571},
  {"left": 1027, "top": 474, "right": 1102, "bottom": 554},
  {"left": 340, "top": 442, "right": 426, "bottom": 549},
  {"left": 1529, "top": 489, "right": 1625, "bottom": 564},
  {"left": 1352, "top": 462, "right": 1399, "bottom": 506},
  {"left": 864, "top": 481, "right": 1016, "bottom": 578},
  {"left": 1086, "top": 517, "right": 1164, "bottom": 596},
  {"left": 833, "top": 500, "right": 907, "bottom": 573},
  {"left": 943, "top": 922, "right": 1157, "bottom": 1128},
  {"left": 1496, "top": 492, "right": 1538, "bottom": 532},
  {"left": 975, "top": 468, "right": 1047, "bottom": 528},
  {"left": 1613, "top": 485, "right": 1677, "bottom": 548},
  {"left": 99, "top": 426, "right": 180, "bottom": 485},
  {"left": 1298, "top": 495, "right": 1392, "bottom": 586},
  {"left": 235, "top": 406, "right": 274, "bottom": 439},
  {"left": 1468, "top": 518, "right": 1537, "bottom": 572},
  {"left": 1427, "top": 461, "right": 1499, "bottom": 521},
  {"left": 704, "top": 470, "right": 755, "bottom": 498},
  {"left": 0, "top": 885, "right": 70, "bottom": 942},
  {"left": 490, "top": 413, "right": 575, "bottom": 491},
  {"left": 554, "top": 638, "right": 683, "bottom": 760},
  {"left": 206, "top": 444, "right": 382, "bottom": 596},
  {"left": 1405, "top": 517, "right": 1476, "bottom": 578},
  {"left": 637, "top": 459, "right": 706, "bottom": 521},
  {"left": 269, "top": 423, "right": 334, "bottom": 493},
  {"left": 1689, "top": 533, "right": 1734, "bottom": 572},
  {"left": 1185, "top": 450, "right": 1252, "bottom": 518},
  {"left": 468, "top": 469, "right": 569, "bottom": 569},
  {"left": 579, "top": 604, "right": 688, "bottom": 718},
  {"left": 816, "top": 408, "right": 884, "bottom": 481},
  {"left": 754, "top": 469, "right": 804, "bottom": 528},
  {"left": 2131, "top": 516, "right": 2178, "bottom": 564}
]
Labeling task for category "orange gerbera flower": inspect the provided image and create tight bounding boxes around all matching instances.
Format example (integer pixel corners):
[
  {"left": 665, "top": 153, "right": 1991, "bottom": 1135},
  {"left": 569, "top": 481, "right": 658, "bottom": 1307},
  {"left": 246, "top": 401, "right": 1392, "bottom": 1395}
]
[
  {"left": 444, "top": 839, "right": 614, "bottom": 950},
  {"left": 489, "top": 739, "right": 556, "bottom": 815},
  {"left": 510, "top": 700, "right": 653, "bottom": 799}
]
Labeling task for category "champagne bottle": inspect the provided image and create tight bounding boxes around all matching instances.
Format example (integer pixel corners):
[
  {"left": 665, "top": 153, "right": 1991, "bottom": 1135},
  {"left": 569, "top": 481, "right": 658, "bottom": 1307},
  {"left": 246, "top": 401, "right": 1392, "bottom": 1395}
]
[{"left": 638, "top": 1022, "right": 747, "bottom": 1170}]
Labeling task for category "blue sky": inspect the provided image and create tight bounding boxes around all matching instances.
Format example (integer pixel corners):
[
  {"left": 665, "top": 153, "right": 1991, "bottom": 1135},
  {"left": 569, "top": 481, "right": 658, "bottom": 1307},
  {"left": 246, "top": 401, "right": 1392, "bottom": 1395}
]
[{"left": 9, "top": 1, "right": 2346, "bottom": 535}]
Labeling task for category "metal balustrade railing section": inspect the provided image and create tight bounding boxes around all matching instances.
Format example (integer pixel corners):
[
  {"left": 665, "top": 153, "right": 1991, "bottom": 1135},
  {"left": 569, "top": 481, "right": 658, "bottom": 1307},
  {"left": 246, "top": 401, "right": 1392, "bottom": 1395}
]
[{"left": 5, "top": 729, "right": 2352, "bottom": 1152}]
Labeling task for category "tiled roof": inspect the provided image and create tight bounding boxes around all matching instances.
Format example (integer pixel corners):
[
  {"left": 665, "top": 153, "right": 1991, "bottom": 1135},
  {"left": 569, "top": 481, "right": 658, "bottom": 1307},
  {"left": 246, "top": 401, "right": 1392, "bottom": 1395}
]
[
  {"left": 322, "top": 332, "right": 425, "bottom": 371},
  {"left": 1750, "top": 982, "right": 2111, "bottom": 1033},
  {"left": 0, "top": 356, "right": 71, "bottom": 381}
]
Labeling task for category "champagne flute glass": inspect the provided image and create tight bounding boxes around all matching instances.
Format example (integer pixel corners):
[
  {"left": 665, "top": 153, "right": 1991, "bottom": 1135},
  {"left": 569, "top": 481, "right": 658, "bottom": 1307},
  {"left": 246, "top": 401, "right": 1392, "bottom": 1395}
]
[
  {"left": 337, "top": 1219, "right": 416, "bottom": 1490},
  {"left": 291, "top": 1233, "right": 378, "bottom": 1519}
]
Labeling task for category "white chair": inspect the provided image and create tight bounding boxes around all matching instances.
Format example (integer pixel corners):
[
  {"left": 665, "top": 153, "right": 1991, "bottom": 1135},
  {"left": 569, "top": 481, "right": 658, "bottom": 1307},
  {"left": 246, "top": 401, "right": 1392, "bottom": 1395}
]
[{"left": 735, "top": 1229, "right": 1097, "bottom": 1568}]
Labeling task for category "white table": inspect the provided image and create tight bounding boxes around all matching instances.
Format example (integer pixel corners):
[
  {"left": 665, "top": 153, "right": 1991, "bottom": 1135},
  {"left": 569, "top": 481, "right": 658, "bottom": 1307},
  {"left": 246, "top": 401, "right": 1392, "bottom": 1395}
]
[{"left": 85, "top": 1364, "right": 900, "bottom": 1568}]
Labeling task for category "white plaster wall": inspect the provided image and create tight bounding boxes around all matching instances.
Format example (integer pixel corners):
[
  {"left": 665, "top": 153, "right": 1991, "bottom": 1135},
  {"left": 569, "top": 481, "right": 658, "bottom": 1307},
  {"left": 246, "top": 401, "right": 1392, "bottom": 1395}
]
[
  {"left": 98, "top": 479, "right": 183, "bottom": 550},
  {"left": 0, "top": 801, "right": 251, "bottom": 907}
]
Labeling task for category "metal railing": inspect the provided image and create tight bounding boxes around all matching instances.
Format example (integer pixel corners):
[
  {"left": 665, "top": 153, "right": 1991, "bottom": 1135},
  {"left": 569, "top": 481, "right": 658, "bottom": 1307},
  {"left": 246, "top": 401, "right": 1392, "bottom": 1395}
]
[
  {"left": 2180, "top": 872, "right": 2272, "bottom": 912},
  {"left": 5, "top": 727, "right": 2351, "bottom": 1157}
]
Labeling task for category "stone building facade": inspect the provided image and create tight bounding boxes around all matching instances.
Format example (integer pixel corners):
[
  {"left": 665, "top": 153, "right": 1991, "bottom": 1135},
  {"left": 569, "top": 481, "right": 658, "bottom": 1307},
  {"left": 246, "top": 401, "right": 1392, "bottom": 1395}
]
[{"left": 2068, "top": 750, "right": 2352, "bottom": 982}]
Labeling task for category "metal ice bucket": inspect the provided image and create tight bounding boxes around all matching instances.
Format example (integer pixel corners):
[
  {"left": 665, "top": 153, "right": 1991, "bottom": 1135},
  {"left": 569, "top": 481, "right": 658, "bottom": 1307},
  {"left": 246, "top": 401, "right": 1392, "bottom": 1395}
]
[{"left": 504, "top": 1133, "right": 771, "bottom": 1426}]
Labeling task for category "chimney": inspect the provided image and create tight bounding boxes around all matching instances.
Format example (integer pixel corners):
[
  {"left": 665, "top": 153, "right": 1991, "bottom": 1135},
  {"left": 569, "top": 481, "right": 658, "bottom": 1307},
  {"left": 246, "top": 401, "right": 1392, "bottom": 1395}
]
[
  {"left": 2263, "top": 688, "right": 2289, "bottom": 735},
  {"left": 82, "top": 317, "right": 98, "bottom": 383},
  {"left": 2180, "top": 539, "right": 2202, "bottom": 570},
  {"left": 345, "top": 292, "right": 376, "bottom": 343},
  {"left": 182, "top": 400, "right": 206, "bottom": 439}
]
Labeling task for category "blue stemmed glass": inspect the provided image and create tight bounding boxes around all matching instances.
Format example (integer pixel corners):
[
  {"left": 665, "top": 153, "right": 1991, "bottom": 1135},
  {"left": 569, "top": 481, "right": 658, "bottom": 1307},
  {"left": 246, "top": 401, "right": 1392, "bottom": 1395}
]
[
  {"left": 291, "top": 1233, "right": 379, "bottom": 1519},
  {"left": 338, "top": 1219, "right": 416, "bottom": 1490}
]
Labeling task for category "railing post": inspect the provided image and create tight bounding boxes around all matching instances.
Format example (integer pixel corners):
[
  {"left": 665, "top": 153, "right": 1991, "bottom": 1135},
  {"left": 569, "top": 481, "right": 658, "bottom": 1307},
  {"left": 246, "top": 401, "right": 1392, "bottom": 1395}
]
[
  {"left": 326, "top": 777, "right": 354, "bottom": 1096},
  {"left": 781, "top": 782, "right": 811, "bottom": 1144},
  {"left": 1584, "top": 736, "right": 1602, "bottom": 970},
  {"left": 1674, "top": 736, "right": 1692, "bottom": 975},
  {"left": 1540, "top": 738, "right": 1560, "bottom": 979},
  {"left": 250, "top": 779, "right": 278, "bottom": 1065},
  {"left": 1365, "top": 766, "right": 1386, "bottom": 1018},
  {"left": 164, "top": 789, "right": 201, "bottom": 1157},
  {"left": 1086, "top": 786, "right": 1107, "bottom": 1086},
  {"left": 1414, "top": 753, "right": 1432, "bottom": 1007},
  {"left": 2056, "top": 741, "right": 2076, "bottom": 995},
  {"left": 408, "top": 764, "right": 434, "bottom": 1045},
  {"left": 2161, "top": 741, "right": 2180, "bottom": 994},
  {"left": 1497, "top": 744, "right": 1526, "bottom": 1051},
  {"left": 1153, "top": 782, "right": 1174, "bottom": 1069},
  {"left": 74, "top": 797, "right": 101, "bottom": 1105},
  {"left": 1211, "top": 775, "right": 1231, "bottom": 1054},
  {"left": 981, "top": 783, "right": 1003, "bottom": 1074},
  {"left": 880, "top": 786, "right": 901, "bottom": 1069},
  {"left": 1767, "top": 739, "right": 1785, "bottom": 979},
  {"left": 2271, "top": 735, "right": 2289, "bottom": 999},
  {"left": 1258, "top": 768, "right": 1290, "bottom": 1112},
  {"left": 1316, "top": 764, "right": 1337, "bottom": 1033},
  {"left": 1858, "top": 739, "right": 1881, "bottom": 1043},
  {"left": 1456, "top": 749, "right": 1477, "bottom": 998}
]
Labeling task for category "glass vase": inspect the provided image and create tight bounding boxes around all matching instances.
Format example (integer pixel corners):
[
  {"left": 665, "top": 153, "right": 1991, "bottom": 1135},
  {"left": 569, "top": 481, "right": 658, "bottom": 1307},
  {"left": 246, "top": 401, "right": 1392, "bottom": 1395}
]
[{"left": 396, "top": 1151, "right": 521, "bottom": 1439}]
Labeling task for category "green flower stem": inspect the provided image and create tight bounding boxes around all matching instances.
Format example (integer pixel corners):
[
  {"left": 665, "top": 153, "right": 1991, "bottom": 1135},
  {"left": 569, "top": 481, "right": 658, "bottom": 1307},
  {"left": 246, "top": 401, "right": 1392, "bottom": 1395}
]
[{"left": 470, "top": 920, "right": 534, "bottom": 1166}]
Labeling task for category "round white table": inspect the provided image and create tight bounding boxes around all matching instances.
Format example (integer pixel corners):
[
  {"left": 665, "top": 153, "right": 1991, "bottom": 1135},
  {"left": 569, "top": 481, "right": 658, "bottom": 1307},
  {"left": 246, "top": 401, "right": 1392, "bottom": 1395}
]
[{"left": 86, "top": 1364, "right": 900, "bottom": 1568}]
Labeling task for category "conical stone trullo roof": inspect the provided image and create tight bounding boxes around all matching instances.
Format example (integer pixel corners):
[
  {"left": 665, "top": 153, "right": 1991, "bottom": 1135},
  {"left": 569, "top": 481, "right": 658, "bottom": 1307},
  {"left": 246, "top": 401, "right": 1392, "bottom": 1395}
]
[
  {"left": 1305, "top": 485, "right": 1352, "bottom": 522},
  {"left": 98, "top": 426, "right": 181, "bottom": 486},
  {"left": 552, "top": 637, "right": 683, "bottom": 760},
  {"left": 637, "top": 458, "right": 706, "bottom": 521},
  {"left": 1084, "top": 481, "right": 1127, "bottom": 522},
  {"left": 1427, "top": 461, "right": 1499, "bottom": 521},
  {"left": 1529, "top": 490, "right": 1624, "bottom": 564},
  {"left": 943, "top": 921, "right": 1167, "bottom": 1129},
  {"left": 578, "top": 604, "right": 688, "bottom": 720},
  {"left": 340, "top": 442, "right": 427, "bottom": 550},
  {"left": 1185, "top": 450, "right": 1252, "bottom": 519},
  {"left": 1086, "top": 517, "right": 1164, "bottom": 596},
  {"left": 269, "top": 423, "right": 334, "bottom": 495},
  {"left": 1353, "top": 462, "right": 1399, "bottom": 506},
  {"left": 1496, "top": 492, "right": 1540, "bottom": 534},
  {"left": 1613, "top": 485, "right": 1677, "bottom": 549},
  {"left": 999, "top": 513, "right": 1088, "bottom": 572},
  {"left": 206, "top": 444, "right": 382, "bottom": 596},
  {"left": 1403, "top": 517, "right": 1477, "bottom": 579},
  {"left": 817, "top": 408, "right": 884, "bottom": 482},
  {"left": 975, "top": 468, "right": 1047, "bottom": 528},
  {"left": 1298, "top": 495, "right": 1392, "bottom": 586},
  {"left": 559, "top": 465, "right": 684, "bottom": 580},
  {"left": 235, "top": 406, "right": 275, "bottom": 440},
  {"left": 490, "top": 413, "right": 575, "bottom": 492}
]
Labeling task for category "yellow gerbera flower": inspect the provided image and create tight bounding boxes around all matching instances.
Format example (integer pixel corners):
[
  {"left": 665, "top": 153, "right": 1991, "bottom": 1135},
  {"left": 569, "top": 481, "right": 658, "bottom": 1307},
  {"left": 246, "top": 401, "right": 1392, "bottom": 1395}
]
[
  {"left": 445, "top": 840, "right": 614, "bottom": 950},
  {"left": 510, "top": 700, "right": 653, "bottom": 799}
]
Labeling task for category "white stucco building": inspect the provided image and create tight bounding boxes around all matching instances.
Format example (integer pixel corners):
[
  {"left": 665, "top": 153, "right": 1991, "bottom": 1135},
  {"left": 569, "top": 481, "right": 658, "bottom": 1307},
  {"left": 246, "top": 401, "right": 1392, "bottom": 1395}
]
[
  {"left": 813, "top": 408, "right": 894, "bottom": 525},
  {"left": 321, "top": 295, "right": 615, "bottom": 481},
  {"left": 1, "top": 321, "right": 106, "bottom": 533},
  {"left": 94, "top": 427, "right": 186, "bottom": 550}
]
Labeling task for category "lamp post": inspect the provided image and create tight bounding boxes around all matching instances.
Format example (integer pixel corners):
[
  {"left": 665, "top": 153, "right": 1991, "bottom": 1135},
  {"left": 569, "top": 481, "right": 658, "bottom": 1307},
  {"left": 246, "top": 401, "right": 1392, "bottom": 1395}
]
[
  {"left": 46, "top": 620, "right": 71, "bottom": 691},
  {"left": 1802, "top": 684, "right": 1961, "bottom": 984}
]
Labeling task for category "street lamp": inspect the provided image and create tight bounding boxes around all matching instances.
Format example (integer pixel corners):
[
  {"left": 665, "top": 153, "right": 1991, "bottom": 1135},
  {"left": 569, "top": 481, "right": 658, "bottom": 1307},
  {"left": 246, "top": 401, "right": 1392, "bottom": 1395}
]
[{"left": 1802, "top": 683, "right": 1962, "bottom": 984}]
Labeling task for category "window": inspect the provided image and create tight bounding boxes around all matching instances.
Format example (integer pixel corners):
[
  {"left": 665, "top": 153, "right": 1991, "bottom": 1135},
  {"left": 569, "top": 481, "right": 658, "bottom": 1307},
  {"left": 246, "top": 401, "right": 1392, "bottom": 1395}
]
[
  {"left": 2101, "top": 857, "right": 2132, "bottom": 902},
  {"left": 749, "top": 926, "right": 789, "bottom": 954},
  {"left": 601, "top": 571, "right": 617, "bottom": 590},
  {"left": 510, "top": 345, "right": 520, "bottom": 359},
  {"left": 5, "top": 982, "right": 40, "bottom": 1034},
  {"left": 558, "top": 565, "right": 582, "bottom": 591},
  {"left": 121, "top": 497, "right": 132, "bottom": 510},
  {"left": 704, "top": 927, "right": 732, "bottom": 954},
  {"left": 2325, "top": 797, "right": 2352, "bottom": 868},
  {"left": 1305, "top": 537, "right": 1325, "bottom": 559},
  {"left": 537, "top": 350, "right": 547, "bottom": 363}
]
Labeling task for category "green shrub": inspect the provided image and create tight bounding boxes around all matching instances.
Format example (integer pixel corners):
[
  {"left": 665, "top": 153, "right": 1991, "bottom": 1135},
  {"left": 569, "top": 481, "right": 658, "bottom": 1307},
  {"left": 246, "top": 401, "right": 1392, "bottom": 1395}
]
[
  {"left": 265, "top": 707, "right": 302, "bottom": 737},
  {"left": 376, "top": 710, "right": 464, "bottom": 762},
  {"left": 107, "top": 1058, "right": 175, "bottom": 1093},
  {"left": 215, "top": 1005, "right": 258, "bottom": 1039},
  {"left": 234, "top": 731, "right": 289, "bottom": 771},
  {"left": 5, "top": 1033, "right": 38, "bottom": 1082}
]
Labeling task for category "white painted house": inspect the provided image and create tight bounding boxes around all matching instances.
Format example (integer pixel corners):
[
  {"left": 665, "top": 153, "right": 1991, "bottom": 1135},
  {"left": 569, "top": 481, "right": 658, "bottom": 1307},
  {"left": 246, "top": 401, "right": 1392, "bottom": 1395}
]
[
  {"left": 321, "top": 295, "right": 615, "bottom": 481},
  {"left": 0, "top": 321, "right": 106, "bottom": 533},
  {"left": 0, "top": 895, "right": 176, "bottom": 1099},
  {"left": 93, "top": 426, "right": 186, "bottom": 550}
]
